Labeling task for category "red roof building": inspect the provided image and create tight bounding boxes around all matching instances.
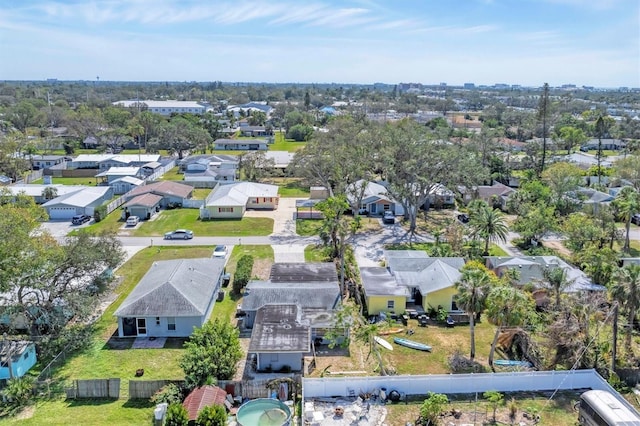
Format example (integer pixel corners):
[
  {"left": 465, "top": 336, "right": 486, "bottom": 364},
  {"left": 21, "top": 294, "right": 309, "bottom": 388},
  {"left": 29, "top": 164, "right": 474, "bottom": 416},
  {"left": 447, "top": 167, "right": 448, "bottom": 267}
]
[{"left": 182, "top": 385, "right": 228, "bottom": 421}]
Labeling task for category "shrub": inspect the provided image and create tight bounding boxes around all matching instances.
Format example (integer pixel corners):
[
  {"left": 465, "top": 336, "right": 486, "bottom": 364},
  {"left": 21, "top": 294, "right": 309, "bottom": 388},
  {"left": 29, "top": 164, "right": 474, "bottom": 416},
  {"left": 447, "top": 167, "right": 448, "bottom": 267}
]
[
  {"left": 164, "top": 402, "right": 189, "bottom": 426},
  {"left": 150, "top": 383, "right": 184, "bottom": 405},
  {"left": 196, "top": 404, "right": 227, "bottom": 426},
  {"left": 93, "top": 205, "right": 107, "bottom": 223},
  {"left": 232, "top": 255, "right": 254, "bottom": 295},
  {"left": 2, "top": 376, "right": 35, "bottom": 406}
]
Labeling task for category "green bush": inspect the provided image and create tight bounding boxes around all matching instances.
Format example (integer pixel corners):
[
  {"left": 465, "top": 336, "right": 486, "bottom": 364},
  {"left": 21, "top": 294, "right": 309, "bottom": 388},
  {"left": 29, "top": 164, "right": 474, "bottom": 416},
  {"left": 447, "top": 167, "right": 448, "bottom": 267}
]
[
  {"left": 196, "top": 404, "right": 227, "bottom": 426},
  {"left": 93, "top": 205, "right": 107, "bottom": 223},
  {"left": 150, "top": 383, "right": 184, "bottom": 405},
  {"left": 2, "top": 376, "right": 35, "bottom": 406},
  {"left": 165, "top": 402, "right": 189, "bottom": 426},
  {"left": 232, "top": 255, "right": 254, "bottom": 295}
]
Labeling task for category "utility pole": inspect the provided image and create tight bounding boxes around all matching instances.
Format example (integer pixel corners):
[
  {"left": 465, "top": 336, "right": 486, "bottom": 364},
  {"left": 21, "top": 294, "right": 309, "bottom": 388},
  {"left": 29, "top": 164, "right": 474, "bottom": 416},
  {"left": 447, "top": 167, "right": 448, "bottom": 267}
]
[{"left": 2, "top": 333, "right": 14, "bottom": 380}]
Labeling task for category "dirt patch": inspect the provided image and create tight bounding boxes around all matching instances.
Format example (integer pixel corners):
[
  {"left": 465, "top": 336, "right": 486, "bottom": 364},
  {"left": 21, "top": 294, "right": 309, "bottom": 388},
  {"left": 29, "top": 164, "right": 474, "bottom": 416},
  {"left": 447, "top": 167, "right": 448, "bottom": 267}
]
[
  {"left": 15, "top": 406, "right": 35, "bottom": 420},
  {"left": 252, "top": 259, "right": 272, "bottom": 280},
  {"left": 542, "top": 240, "right": 573, "bottom": 258}
]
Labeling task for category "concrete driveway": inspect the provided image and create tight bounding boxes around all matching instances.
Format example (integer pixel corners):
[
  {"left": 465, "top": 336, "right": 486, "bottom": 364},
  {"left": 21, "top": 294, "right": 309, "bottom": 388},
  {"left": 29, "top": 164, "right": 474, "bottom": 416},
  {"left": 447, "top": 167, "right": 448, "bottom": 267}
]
[
  {"left": 40, "top": 220, "right": 92, "bottom": 237},
  {"left": 243, "top": 197, "right": 300, "bottom": 236}
]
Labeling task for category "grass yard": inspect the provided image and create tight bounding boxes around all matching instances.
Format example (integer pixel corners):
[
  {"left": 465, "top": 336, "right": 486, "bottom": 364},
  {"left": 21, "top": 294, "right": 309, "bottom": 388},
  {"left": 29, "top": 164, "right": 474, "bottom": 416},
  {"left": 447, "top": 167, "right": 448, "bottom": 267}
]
[
  {"left": 31, "top": 176, "right": 101, "bottom": 186},
  {"left": 269, "top": 131, "right": 307, "bottom": 152},
  {"left": 191, "top": 188, "right": 210, "bottom": 200},
  {"left": 297, "top": 218, "right": 323, "bottom": 236},
  {"left": 157, "top": 165, "right": 182, "bottom": 181},
  {"left": 71, "top": 207, "right": 125, "bottom": 236},
  {"left": 305, "top": 244, "right": 330, "bottom": 262},
  {"left": 131, "top": 209, "right": 273, "bottom": 237},
  {"left": 262, "top": 177, "right": 310, "bottom": 198}
]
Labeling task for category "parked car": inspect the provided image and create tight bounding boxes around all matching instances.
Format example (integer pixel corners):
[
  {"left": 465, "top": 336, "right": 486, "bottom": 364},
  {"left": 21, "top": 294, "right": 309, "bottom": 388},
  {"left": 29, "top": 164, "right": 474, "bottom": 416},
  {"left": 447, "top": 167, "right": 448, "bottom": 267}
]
[
  {"left": 71, "top": 214, "right": 91, "bottom": 225},
  {"left": 382, "top": 211, "right": 395, "bottom": 224},
  {"left": 213, "top": 245, "right": 228, "bottom": 258},
  {"left": 457, "top": 213, "right": 470, "bottom": 224},
  {"left": 126, "top": 216, "right": 140, "bottom": 227},
  {"left": 164, "top": 229, "right": 194, "bottom": 240},
  {"left": 632, "top": 213, "right": 640, "bottom": 226}
]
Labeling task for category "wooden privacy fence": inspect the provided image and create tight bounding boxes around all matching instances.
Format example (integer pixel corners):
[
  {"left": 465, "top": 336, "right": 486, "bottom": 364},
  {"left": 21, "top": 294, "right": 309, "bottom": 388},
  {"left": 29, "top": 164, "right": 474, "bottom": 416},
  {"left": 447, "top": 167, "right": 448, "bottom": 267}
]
[
  {"left": 66, "top": 378, "right": 120, "bottom": 399},
  {"left": 129, "top": 380, "right": 185, "bottom": 399}
]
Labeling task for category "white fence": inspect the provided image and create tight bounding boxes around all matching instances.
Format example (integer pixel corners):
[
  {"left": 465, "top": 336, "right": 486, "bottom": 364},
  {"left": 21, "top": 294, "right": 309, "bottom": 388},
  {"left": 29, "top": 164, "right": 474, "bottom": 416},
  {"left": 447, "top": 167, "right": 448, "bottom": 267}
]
[
  {"left": 146, "top": 160, "right": 176, "bottom": 182},
  {"left": 303, "top": 369, "right": 636, "bottom": 413}
]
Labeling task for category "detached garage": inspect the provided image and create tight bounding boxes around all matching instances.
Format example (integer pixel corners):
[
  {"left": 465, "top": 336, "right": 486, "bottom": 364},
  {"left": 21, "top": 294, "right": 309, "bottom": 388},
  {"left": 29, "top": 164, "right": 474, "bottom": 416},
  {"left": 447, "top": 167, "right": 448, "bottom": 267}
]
[{"left": 43, "top": 187, "right": 113, "bottom": 220}]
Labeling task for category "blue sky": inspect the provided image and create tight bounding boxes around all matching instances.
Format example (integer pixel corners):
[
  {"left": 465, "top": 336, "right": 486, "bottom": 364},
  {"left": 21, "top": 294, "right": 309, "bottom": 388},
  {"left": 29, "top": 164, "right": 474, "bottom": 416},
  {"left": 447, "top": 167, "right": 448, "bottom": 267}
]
[{"left": 1, "top": 0, "right": 638, "bottom": 87}]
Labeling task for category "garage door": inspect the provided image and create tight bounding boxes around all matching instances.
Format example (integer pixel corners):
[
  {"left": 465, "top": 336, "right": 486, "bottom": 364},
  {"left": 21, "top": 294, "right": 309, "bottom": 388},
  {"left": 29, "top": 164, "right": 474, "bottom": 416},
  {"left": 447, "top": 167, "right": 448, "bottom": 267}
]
[{"left": 48, "top": 207, "right": 76, "bottom": 220}]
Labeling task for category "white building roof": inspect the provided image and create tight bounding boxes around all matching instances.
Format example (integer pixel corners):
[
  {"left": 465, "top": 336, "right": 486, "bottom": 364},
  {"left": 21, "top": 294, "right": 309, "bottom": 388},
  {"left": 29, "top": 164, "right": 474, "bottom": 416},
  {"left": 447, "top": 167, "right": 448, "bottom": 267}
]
[
  {"left": 8, "top": 184, "right": 89, "bottom": 197},
  {"left": 205, "top": 182, "right": 278, "bottom": 207},
  {"left": 42, "top": 186, "right": 111, "bottom": 208},
  {"left": 95, "top": 167, "right": 141, "bottom": 177},
  {"left": 113, "top": 100, "right": 206, "bottom": 109},
  {"left": 73, "top": 154, "right": 161, "bottom": 163}
]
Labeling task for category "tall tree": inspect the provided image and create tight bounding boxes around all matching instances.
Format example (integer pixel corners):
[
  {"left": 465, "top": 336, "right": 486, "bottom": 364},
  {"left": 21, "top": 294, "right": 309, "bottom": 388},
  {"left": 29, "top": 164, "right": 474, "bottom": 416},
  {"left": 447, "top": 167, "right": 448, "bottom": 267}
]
[
  {"left": 468, "top": 203, "right": 508, "bottom": 255},
  {"left": 542, "top": 267, "right": 573, "bottom": 308},
  {"left": 610, "top": 265, "right": 640, "bottom": 355},
  {"left": 558, "top": 126, "right": 587, "bottom": 155},
  {"left": 593, "top": 115, "right": 613, "bottom": 186},
  {"left": 541, "top": 162, "right": 583, "bottom": 215},
  {"left": 454, "top": 262, "right": 494, "bottom": 361},
  {"left": 180, "top": 319, "right": 242, "bottom": 389},
  {"left": 537, "top": 83, "right": 551, "bottom": 176},
  {"left": 615, "top": 155, "right": 640, "bottom": 192},
  {"left": 611, "top": 186, "right": 640, "bottom": 253}
]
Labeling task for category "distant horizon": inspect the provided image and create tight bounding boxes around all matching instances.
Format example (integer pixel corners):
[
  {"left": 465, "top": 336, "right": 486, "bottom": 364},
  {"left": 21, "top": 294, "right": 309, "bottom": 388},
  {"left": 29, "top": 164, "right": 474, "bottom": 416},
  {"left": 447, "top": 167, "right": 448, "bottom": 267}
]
[
  {"left": 1, "top": 1, "right": 638, "bottom": 87},
  {"left": 2, "top": 79, "right": 635, "bottom": 90}
]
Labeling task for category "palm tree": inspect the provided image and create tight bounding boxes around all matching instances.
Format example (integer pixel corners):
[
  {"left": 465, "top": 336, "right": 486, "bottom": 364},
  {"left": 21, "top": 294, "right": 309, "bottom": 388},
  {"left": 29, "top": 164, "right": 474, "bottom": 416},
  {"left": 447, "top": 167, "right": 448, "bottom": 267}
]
[
  {"left": 470, "top": 205, "right": 509, "bottom": 255},
  {"left": 454, "top": 265, "right": 492, "bottom": 361},
  {"left": 485, "top": 285, "right": 535, "bottom": 372},
  {"left": 610, "top": 265, "right": 640, "bottom": 355},
  {"left": 542, "top": 267, "right": 574, "bottom": 308},
  {"left": 612, "top": 186, "right": 640, "bottom": 253}
]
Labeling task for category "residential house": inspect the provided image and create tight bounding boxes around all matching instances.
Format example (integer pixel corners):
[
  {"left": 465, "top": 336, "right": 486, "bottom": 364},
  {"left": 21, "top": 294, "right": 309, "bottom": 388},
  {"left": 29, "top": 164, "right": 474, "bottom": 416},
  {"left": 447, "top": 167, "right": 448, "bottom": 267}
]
[
  {"left": 5, "top": 184, "right": 93, "bottom": 204},
  {"left": 113, "top": 100, "right": 208, "bottom": 116},
  {"left": 264, "top": 151, "right": 295, "bottom": 174},
  {"left": 567, "top": 152, "right": 612, "bottom": 169},
  {"left": 123, "top": 181, "right": 194, "bottom": 209},
  {"left": 42, "top": 186, "right": 113, "bottom": 219},
  {"left": 109, "top": 176, "right": 145, "bottom": 195},
  {"left": 239, "top": 125, "right": 273, "bottom": 138},
  {"left": 213, "top": 139, "right": 268, "bottom": 151},
  {"left": 346, "top": 180, "right": 405, "bottom": 216},
  {"left": 248, "top": 304, "right": 310, "bottom": 372},
  {"left": 0, "top": 340, "right": 37, "bottom": 382},
  {"left": 95, "top": 167, "right": 143, "bottom": 184},
  {"left": 183, "top": 385, "right": 228, "bottom": 422},
  {"left": 227, "top": 102, "right": 273, "bottom": 117},
  {"left": 485, "top": 256, "right": 606, "bottom": 290},
  {"left": 427, "top": 184, "right": 456, "bottom": 208},
  {"left": 182, "top": 154, "right": 239, "bottom": 185},
  {"left": 123, "top": 193, "right": 163, "bottom": 220},
  {"left": 580, "top": 138, "right": 626, "bottom": 152},
  {"left": 141, "top": 161, "right": 163, "bottom": 177},
  {"left": 241, "top": 263, "right": 343, "bottom": 372},
  {"left": 200, "top": 181, "right": 279, "bottom": 219},
  {"left": 114, "top": 258, "right": 226, "bottom": 338},
  {"left": 458, "top": 181, "right": 515, "bottom": 210},
  {"left": 576, "top": 188, "right": 614, "bottom": 214},
  {"left": 69, "top": 154, "right": 161, "bottom": 171},
  {"left": 30, "top": 155, "right": 68, "bottom": 170}
]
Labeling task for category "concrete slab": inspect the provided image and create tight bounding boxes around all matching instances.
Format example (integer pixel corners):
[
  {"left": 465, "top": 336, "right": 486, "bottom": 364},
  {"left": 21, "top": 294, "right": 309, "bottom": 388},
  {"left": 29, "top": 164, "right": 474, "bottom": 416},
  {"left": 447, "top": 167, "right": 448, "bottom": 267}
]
[{"left": 272, "top": 244, "right": 306, "bottom": 263}]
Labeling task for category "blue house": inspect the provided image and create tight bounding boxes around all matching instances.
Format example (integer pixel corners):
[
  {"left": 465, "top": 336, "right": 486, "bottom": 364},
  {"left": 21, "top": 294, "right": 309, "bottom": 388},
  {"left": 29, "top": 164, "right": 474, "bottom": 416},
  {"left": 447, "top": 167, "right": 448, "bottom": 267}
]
[{"left": 1, "top": 340, "right": 37, "bottom": 381}]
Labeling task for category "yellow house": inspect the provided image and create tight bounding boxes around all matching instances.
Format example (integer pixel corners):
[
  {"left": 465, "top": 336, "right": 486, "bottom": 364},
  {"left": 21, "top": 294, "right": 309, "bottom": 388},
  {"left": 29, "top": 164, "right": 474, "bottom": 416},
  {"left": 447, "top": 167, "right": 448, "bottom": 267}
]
[{"left": 360, "top": 251, "right": 465, "bottom": 316}]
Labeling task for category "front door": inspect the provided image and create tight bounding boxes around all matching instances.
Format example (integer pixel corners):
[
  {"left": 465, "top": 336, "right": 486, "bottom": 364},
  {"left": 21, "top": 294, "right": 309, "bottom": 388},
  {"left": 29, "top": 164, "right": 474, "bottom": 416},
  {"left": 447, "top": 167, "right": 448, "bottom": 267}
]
[{"left": 137, "top": 318, "right": 147, "bottom": 336}]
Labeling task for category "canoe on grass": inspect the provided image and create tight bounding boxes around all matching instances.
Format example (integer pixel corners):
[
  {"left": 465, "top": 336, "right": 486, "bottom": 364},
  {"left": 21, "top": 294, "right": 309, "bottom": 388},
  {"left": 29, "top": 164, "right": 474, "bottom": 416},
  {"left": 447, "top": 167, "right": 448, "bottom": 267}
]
[
  {"left": 378, "top": 327, "right": 404, "bottom": 336},
  {"left": 374, "top": 336, "right": 393, "bottom": 351},
  {"left": 494, "top": 359, "right": 532, "bottom": 367},
  {"left": 393, "top": 337, "right": 432, "bottom": 352}
]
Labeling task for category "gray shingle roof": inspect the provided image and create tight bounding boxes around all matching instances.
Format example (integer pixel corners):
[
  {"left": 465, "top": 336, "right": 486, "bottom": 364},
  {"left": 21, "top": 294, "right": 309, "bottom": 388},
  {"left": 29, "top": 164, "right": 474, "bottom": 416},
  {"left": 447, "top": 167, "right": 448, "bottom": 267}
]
[
  {"left": 241, "top": 282, "right": 340, "bottom": 311},
  {"left": 248, "top": 304, "right": 310, "bottom": 353},
  {"left": 360, "top": 267, "right": 409, "bottom": 297},
  {"left": 270, "top": 262, "right": 338, "bottom": 282},
  {"left": 114, "top": 258, "right": 225, "bottom": 317}
]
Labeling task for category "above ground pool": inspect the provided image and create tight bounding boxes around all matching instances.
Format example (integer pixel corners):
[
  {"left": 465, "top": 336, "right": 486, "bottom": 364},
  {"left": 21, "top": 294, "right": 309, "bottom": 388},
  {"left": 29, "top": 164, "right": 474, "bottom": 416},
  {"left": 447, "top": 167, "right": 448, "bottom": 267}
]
[{"left": 236, "top": 398, "right": 292, "bottom": 426}]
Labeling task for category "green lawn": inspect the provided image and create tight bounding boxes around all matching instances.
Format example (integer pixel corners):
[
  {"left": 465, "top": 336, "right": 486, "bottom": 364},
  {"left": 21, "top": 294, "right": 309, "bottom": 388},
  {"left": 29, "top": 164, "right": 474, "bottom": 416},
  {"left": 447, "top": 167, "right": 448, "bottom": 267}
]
[
  {"left": 268, "top": 132, "right": 307, "bottom": 152},
  {"left": 191, "top": 188, "right": 210, "bottom": 200},
  {"left": 296, "top": 219, "right": 323, "bottom": 236},
  {"left": 262, "top": 177, "right": 310, "bottom": 198},
  {"left": 31, "top": 176, "right": 101, "bottom": 186},
  {"left": 71, "top": 208, "right": 126, "bottom": 236},
  {"left": 305, "top": 244, "right": 329, "bottom": 262},
  {"left": 157, "top": 166, "right": 182, "bottom": 181},
  {"left": 131, "top": 209, "right": 273, "bottom": 237}
]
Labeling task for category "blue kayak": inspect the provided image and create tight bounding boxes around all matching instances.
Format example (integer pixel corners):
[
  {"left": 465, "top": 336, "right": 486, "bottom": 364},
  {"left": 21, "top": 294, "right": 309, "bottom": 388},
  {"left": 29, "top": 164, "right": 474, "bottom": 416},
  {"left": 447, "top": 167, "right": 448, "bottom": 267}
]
[
  {"left": 393, "top": 337, "right": 432, "bottom": 352},
  {"left": 494, "top": 359, "right": 532, "bottom": 367}
]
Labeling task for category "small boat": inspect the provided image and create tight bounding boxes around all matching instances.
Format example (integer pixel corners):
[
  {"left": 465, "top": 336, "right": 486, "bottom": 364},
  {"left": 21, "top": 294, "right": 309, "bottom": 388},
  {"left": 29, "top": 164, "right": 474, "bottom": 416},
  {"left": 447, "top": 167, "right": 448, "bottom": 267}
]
[
  {"left": 494, "top": 359, "right": 532, "bottom": 367},
  {"left": 393, "top": 337, "right": 432, "bottom": 352},
  {"left": 378, "top": 327, "right": 405, "bottom": 336},
  {"left": 374, "top": 336, "right": 393, "bottom": 351}
]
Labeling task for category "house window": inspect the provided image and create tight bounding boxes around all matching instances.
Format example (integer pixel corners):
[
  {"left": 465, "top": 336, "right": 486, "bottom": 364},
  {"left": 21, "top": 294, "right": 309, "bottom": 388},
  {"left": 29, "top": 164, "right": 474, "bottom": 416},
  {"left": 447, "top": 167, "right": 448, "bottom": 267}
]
[
  {"left": 452, "top": 301, "right": 458, "bottom": 311},
  {"left": 167, "top": 317, "right": 176, "bottom": 331},
  {"left": 383, "top": 204, "right": 391, "bottom": 211},
  {"left": 156, "top": 317, "right": 160, "bottom": 325},
  {"left": 387, "top": 300, "right": 395, "bottom": 310},
  {"left": 218, "top": 207, "right": 233, "bottom": 213}
]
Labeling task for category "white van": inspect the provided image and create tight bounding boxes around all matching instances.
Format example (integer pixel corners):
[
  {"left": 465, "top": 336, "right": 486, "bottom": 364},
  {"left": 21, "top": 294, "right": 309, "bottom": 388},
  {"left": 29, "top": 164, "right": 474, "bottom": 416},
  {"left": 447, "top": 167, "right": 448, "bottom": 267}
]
[{"left": 126, "top": 216, "right": 140, "bottom": 227}]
